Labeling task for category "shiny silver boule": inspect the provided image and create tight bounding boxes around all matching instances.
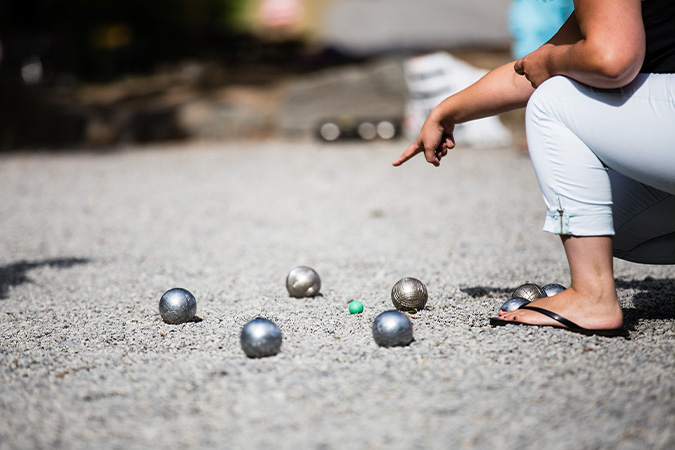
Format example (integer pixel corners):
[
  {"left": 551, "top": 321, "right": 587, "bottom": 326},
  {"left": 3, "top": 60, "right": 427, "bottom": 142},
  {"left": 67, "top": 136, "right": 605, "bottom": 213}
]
[
  {"left": 511, "top": 283, "right": 546, "bottom": 302},
  {"left": 159, "top": 288, "right": 197, "bottom": 324},
  {"left": 542, "top": 283, "right": 566, "bottom": 297},
  {"left": 500, "top": 297, "right": 530, "bottom": 312},
  {"left": 286, "top": 266, "right": 321, "bottom": 298},
  {"left": 372, "top": 310, "right": 413, "bottom": 347},
  {"left": 240, "top": 318, "right": 282, "bottom": 358},
  {"left": 391, "top": 277, "right": 428, "bottom": 311}
]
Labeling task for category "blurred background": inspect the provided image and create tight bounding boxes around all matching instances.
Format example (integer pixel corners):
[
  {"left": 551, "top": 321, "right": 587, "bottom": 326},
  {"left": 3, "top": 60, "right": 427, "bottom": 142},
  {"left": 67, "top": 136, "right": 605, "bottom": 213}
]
[{"left": 0, "top": 0, "right": 537, "bottom": 150}]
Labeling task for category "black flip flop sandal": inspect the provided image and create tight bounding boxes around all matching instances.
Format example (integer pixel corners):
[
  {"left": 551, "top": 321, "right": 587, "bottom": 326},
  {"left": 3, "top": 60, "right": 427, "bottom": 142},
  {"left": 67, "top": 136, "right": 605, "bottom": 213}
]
[{"left": 489, "top": 305, "right": 630, "bottom": 338}]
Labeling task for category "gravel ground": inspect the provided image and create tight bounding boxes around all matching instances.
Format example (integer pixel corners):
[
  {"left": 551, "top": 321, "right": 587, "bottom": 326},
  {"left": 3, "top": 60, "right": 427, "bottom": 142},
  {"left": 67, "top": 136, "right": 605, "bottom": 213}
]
[{"left": 1, "top": 140, "right": 673, "bottom": 450}]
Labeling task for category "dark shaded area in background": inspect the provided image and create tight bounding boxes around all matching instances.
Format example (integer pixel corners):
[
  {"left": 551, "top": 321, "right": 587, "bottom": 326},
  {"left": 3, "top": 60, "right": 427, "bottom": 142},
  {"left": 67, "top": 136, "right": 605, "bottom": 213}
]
[
  {"left": 0, "top": 0, "right": 306, "bottom": 81},
  {"left": 0, "top": 0, "right": 355, "bottom": 150}
]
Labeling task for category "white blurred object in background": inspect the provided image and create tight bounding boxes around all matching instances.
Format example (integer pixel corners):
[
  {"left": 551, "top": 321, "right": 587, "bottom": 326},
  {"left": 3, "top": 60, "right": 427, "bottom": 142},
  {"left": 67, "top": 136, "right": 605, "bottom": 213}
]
[{"left": 403, "top": 52, "right": 512, "bottom": 148}]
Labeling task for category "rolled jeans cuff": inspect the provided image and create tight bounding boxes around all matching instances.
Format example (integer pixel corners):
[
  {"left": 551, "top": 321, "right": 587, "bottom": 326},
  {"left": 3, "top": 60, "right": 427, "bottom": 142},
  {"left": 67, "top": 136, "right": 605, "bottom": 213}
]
[{"left": 542, "top": 211, "right": 615, "bottom": 236}]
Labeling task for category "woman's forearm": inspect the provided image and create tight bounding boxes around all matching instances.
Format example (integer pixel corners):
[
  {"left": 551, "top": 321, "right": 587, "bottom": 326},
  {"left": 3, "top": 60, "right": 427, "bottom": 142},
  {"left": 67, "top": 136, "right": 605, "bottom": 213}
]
[{"left": 433, "top": 62, "right": 535, "bottom": 126}]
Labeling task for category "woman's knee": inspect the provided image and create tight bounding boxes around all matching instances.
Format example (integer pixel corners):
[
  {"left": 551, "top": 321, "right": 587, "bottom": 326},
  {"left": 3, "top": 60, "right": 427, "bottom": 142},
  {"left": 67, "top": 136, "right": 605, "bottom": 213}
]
[{"left": 525, "top": 76, "right": 578, "bottom": 126}]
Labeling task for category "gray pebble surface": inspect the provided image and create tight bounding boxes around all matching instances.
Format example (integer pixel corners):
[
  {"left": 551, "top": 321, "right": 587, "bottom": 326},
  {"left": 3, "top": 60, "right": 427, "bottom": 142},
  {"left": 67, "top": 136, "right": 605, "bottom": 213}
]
[{"left": 1, "top": 141, "right": 673, "bottom": 449}]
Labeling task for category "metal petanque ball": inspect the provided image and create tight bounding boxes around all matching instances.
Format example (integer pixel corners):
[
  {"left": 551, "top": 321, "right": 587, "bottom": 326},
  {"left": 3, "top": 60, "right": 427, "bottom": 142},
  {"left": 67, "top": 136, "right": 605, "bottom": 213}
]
[
  {"left": 286, "top": 266, "right": 321, "bottom": 298},
  {"left": 372, "top": 310, "right": 413, "bottom": 347},
  {"left": 240, "top": 318, "right": 282, "bottom": 358},
  {"left": 391, "top": 277, "right": 428, "bottom": 311},
  {"left": 542, "top": 283, "right": 566, "bottom": 297},
  {"left": 500, "top": 297, "right": 530, "bottom": 312},
  {"left": 159, "top": 288, "right": 197, "bottom": 324},
  {"left": 511, "top": 283, "right": 546, "bottom": 302}
]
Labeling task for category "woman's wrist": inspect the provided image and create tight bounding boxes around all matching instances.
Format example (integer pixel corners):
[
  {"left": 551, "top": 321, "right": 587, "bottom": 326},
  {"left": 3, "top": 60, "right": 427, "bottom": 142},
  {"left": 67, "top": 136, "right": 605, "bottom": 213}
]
[{"left": 428, "top": 100, "right": 455, "bottom": 129}]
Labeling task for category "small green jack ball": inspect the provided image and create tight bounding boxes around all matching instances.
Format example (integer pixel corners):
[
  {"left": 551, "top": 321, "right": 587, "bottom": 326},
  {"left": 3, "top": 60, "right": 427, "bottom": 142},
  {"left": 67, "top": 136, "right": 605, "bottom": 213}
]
[{"left": 348, "top": 301, "right": 364, "bottom": 314}]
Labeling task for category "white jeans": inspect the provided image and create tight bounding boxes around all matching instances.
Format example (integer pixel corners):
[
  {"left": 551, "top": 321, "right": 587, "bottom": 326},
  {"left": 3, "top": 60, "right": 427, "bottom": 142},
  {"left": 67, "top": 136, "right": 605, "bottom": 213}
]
[{"left": 526, "top": 74, "right": 675, "bottom": 264}]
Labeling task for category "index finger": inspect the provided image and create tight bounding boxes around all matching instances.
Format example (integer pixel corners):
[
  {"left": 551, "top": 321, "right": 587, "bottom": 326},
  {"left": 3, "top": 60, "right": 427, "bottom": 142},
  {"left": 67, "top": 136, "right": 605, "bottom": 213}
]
[{"left": 392, "top": 142, "right": 422, "bottom": 167}]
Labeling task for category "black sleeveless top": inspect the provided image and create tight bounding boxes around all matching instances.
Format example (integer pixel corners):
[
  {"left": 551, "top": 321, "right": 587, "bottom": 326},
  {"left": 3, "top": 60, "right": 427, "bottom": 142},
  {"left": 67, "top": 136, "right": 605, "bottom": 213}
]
[{"left": 641, "top": 0, "right": 675, "bottom": 73}]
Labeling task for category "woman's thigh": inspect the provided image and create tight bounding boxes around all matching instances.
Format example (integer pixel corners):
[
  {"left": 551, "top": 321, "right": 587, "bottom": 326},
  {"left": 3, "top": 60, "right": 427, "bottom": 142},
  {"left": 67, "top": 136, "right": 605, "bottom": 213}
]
[{"left": 535, "top": 74, "right": 675, "bottom": 194}]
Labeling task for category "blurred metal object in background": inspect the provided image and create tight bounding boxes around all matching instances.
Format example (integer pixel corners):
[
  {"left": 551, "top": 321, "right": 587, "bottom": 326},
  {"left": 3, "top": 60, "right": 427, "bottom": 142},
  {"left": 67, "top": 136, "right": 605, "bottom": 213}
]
[
  {"left": 357, "top": 121, "right": 377, "bottom": 140},
  {"left": 20, "top": 56, "right": 43, "bottom": 84},
  {"left": 376, "top": 120, "right": 397, "bottom": 140},
  {"left": 319, "top": 122, "right": 341, "bottom": 141},
  {"left": 317, "top": 115, "right": 400, "bottom": 142}
]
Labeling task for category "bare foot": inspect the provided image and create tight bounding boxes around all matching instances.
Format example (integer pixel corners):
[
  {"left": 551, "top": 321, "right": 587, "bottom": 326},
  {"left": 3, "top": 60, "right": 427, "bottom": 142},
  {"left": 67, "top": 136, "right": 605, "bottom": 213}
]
[{"left": 497, "top": 287, "right": 623, "bottom": 330}]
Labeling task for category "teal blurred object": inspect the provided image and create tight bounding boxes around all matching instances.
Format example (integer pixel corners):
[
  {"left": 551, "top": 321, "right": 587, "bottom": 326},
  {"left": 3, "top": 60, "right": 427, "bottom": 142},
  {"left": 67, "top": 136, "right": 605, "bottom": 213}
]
[{"left": 508, "top": 0, "right": 575, "bottom": 59}]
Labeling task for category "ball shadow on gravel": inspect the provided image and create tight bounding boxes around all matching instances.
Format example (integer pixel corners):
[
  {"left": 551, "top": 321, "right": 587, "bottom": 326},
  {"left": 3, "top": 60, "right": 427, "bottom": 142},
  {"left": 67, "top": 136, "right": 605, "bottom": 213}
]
[
  {"left": 0, "top": 257, "right": 89, "bottom": 299},
  {"left": 617, "top": 277, "right": 675, "bottom": 329}
]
